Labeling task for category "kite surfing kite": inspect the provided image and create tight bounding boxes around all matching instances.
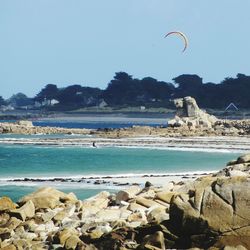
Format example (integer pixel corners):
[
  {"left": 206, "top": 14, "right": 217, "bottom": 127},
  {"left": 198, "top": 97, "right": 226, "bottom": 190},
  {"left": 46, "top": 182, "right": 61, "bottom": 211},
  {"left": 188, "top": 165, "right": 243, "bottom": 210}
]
[{"left": 164, "top": 31, "right": 188, "bottom": 52}]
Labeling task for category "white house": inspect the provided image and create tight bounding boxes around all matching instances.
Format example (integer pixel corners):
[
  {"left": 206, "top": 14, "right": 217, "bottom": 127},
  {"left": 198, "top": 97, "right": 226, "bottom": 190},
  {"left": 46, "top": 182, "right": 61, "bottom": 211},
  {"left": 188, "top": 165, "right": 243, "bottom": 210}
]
[{"left": 225, "top": 103, "right": 239, "bottom": 111}]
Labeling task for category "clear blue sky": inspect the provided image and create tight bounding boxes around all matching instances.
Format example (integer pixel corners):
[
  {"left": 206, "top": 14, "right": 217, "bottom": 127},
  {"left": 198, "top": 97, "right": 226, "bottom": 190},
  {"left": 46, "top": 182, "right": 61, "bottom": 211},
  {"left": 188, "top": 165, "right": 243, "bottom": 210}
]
[{"left": 1, "top": 0, "right": 250, "bottom": 98}]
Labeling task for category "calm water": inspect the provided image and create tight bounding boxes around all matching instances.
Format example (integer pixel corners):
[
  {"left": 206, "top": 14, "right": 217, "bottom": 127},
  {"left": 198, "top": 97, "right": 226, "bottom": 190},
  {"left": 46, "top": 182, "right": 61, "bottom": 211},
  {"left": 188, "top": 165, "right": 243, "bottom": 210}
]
[
  {"left": 33, "top": 121, "right": 165, "bottom": 129},
  {"left": 0, "top": 143, "right": 239, "bottom": 201}
]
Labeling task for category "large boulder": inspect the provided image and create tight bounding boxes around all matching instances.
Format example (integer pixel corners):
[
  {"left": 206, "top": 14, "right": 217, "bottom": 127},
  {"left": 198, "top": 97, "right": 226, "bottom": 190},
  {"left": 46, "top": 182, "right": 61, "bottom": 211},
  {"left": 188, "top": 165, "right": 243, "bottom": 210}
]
[
  {"left": 169, "top": 176, "right": 250, "bottom": 245},
  {"left": 9, "top": 200, "right": 35, "bottom": 221},
  {"left": 116, "top": 186, "right": 141, "bottom": 204},
  {"left": 216, "top": 153, "right": 250, "bottom": 177},
  {"left": 0, "top": 197, "right": 17, "bottom": 211},
  {"left": 19, "top": 187, "right": 77, "bottom": 210}
]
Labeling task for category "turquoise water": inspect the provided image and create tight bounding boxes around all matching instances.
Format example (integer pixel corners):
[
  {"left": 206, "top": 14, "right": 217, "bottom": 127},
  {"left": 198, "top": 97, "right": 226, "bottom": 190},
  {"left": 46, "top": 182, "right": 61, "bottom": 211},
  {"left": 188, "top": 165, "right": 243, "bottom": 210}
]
[
  {"left": 0, "top": 145, "right": 238, "bottom": 177},
  {"left": 0, "top": 185, "right": 110, "bottom": 202},
  {"left": 0, "top": 143, "right": 239, "bottom": 201}
]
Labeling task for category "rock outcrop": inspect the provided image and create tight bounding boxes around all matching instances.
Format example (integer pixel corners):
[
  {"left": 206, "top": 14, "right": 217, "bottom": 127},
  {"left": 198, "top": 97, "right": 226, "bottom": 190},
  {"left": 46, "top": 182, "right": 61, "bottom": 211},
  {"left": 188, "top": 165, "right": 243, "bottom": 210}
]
[
  {"left": 0, "top": 120, "right": 91, "bottom": 135},
  {"left": 165, "top": 96, "right": 250, "bottom": 136},
  {"left": 168, "top": 96, "right": 218, "bottom": 129},
  {"left": 0, "top": 153, "right": 250, "bottom": 249}
]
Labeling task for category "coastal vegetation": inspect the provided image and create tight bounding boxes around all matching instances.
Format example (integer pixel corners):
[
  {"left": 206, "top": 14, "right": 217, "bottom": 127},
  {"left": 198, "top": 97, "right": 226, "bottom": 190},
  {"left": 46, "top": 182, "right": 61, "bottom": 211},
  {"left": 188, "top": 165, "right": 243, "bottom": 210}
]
[{"left": 1, "top": 72, "right": 250, "bottom": 111}]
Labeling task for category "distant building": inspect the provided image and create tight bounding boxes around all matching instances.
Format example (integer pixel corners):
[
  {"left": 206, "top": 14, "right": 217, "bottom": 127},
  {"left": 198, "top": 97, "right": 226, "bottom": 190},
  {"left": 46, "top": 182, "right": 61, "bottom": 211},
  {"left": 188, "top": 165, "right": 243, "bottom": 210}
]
[
  {"left": 225, "top": 103, "right": 239, "bottom": 111},
  {"left": 50, "top": 99, "right": 59, "bottom": 106},
  {"left": 0, "top": 105, "right": 15, "bottom": 112},
  {"left": 140, "top": 106, "right": 146, "bottom": 111},
  {"left": 35, "top": 98, "right": 59, "bottom": 107},
  {"left": 34, "top": 101, "right": 42, "bottom": 108},
  {"left": 97, "top": 99, "right": 108, "bottom": 108}
]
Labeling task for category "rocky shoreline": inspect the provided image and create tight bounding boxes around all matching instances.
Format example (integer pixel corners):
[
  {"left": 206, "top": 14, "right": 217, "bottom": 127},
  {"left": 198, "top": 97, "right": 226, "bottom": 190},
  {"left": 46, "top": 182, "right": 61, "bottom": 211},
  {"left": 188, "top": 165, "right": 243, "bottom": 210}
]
[
  {"left": 0, "top": 120, "right": 91, "bottom": 135},
  {"left": 1, "top": 97, "right": 250, "bottom": 138},
  {"left": 0, "top": 153, "right": 249, "bottom": 249}
]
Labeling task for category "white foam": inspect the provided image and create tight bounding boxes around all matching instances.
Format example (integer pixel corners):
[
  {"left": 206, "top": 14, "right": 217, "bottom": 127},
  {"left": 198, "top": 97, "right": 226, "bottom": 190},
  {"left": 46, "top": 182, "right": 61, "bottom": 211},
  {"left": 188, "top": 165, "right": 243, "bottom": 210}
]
[{"left": 0, "top": 170, "right": 216, "bottom": 182}]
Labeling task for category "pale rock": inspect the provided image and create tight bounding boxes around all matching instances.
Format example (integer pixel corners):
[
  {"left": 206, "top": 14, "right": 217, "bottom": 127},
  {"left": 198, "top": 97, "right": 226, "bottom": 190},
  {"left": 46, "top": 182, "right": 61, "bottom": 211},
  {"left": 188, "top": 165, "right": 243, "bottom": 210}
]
[
  {"left": 170, "top": 176, "right": 250, "bottom": 236},
  {"left": 42, "top": 207, "right": 63, "bottom": 222},
  {"left": 19, "top": 187, "right": 73, "bottom": 209},
  {"left": 46, "top": 221, "right": 59, "bottom": 232},
  {"left": 120, "top": 200, "right": 130, "bottom": 206},
  {"left": 0, "top": 244, "right": 17, "bottom": 250},
  {"left": 237, "top": 153, "right": 250, "bottom": 163},
  {"left": 13, "top": 226, "right": 25, "bottom": 236},
  {"left": 13, "top": 239, "right": 32, "bottom": 250},
  {"left": 64, "top": 235, "right": 81, "bottom": 250},
  {"left": 3, "top": 217, "right": 22, "bottom": 231},
  {"left": 62, "top": 192, "right": 78, "bottom": 204},
  {"left": 0, "top": 197, "right": 17, "bottom": 211},
  {"left": 136, "top": 197, "right": 165, "bottom": 209},
  {"left": 128, "top": 202, "right": 148, "bottom": 212},
  {"left": 22, "top": 219, "right": 37, "bottom": 232},
  {"left": 155, "top": 191, "right": 177, "bottom": 204},
  {"left": 81, "top": 222, "right": 98, "bottom": 234},
  {"left": 127, "top": 221, "right": 144, "bottom": 228},
  {"left": 79, "top": 206, "right": 101, "bottom": 220},
  {"left": 9, "top": 200, "right": 35, "bottom": 221},
  {"left": 81, "top": 191, "right": 110, "bottom": 210},
  {"left": 54, "top": 204, "right": 76, "bottom": 221},
  {"left": 154, "top": 199, "right": 170, "bottom": 209},
  {"left": 22, "top": 232, "right": 37, "bottom": 240},
  {"left": 229, "top": 170, "right": 248, "bottom": 177},
  {"left": 16, "top": 120, "right": 33, "bottom": 127},
  {"left": 141, "top": 231, "right": 166, "bottom": 250},
  {"left": 116, "top": 186, "right": 141, "bottom": 204},
  {"left": 120, "top": 210, "right": 132, "bottom": 220},
  {"left": 0, "top": 213, "right": 10, "bottom": 227},
  {"left": 161, "top": 182, "right": 174, "bottom": 192},
  {"left": 169, "top": 97, "right": 217, "bottom": 130},
  {"left": 127, "top": 211, "right": 147, "bottom": 226},
  {"left": 95, "top": 209, "right": 121, "bottom": 222},
  {"left": 93, "top": 224, "right": 112, "bottom": 234},
  {"left": 57, "top": 228, "right": 78, "bottom": 245},
  {"left": 75, "top": 200, "right": 82, "bottom": 212},
  {"left": 147, "top": 206, "right": 169, "bottom": 223},
  {"left": 88, "top": 229, "right": 104, "bottom": 240},
  {"left": 137, "top": 189, "right": 156, "bottom": 199},
  {"left": 62, "top": 218, "right": 80, "bottom": 229},
  {"left": 0, "top": 228, "right": 11, "bottom": 241},
  {"left": 224, "top": 246, "right": 247, "bottom": 250}
]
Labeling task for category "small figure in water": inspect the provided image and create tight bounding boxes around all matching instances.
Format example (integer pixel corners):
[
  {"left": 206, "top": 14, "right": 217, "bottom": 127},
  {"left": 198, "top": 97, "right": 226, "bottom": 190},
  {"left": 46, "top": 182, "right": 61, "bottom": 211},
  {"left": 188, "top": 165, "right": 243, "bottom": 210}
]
[{"left": 92, "top": 142, "right": 97, "bottom": 148}]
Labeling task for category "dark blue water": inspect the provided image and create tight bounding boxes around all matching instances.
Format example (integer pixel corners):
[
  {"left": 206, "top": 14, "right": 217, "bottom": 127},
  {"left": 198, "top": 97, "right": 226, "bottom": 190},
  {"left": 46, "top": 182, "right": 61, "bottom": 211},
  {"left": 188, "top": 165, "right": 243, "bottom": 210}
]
[{"left": 33, "top": 121, "right": 166, "bottom": 129}]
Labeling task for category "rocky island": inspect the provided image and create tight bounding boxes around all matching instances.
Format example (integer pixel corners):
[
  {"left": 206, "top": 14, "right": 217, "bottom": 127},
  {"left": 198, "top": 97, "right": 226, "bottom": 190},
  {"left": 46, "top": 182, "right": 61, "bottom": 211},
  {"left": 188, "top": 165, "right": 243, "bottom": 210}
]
[{"left": 0, "top": 153, "right": 249, "bottom": 249}]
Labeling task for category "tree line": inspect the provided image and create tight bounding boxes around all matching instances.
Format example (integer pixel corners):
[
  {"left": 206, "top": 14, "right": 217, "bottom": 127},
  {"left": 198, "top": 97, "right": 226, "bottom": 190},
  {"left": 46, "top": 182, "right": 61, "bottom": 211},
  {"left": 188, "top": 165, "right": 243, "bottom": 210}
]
[{"left": 1, "top": 72, "right": 250, "bottom": 110}]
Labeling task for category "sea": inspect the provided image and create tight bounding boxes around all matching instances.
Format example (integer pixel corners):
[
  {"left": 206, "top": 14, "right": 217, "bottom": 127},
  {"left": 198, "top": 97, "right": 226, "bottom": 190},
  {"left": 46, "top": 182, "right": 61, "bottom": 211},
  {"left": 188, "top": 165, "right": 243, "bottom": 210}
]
[{"left": 0, "top": 119, "right": 240, "bottom": 201}]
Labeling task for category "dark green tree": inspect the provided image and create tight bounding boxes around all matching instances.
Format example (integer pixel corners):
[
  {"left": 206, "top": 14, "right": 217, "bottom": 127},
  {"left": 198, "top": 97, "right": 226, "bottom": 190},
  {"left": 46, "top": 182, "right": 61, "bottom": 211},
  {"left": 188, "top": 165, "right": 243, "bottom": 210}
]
[
  {"left": 0, "top": 96, "right": 6, "bottom": 106},
  {"left": 8, "top": 93, "right": 33, "bottom": 107},
  {"left": 34, "top": 84, "right": 59, "bottom": 102}
]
